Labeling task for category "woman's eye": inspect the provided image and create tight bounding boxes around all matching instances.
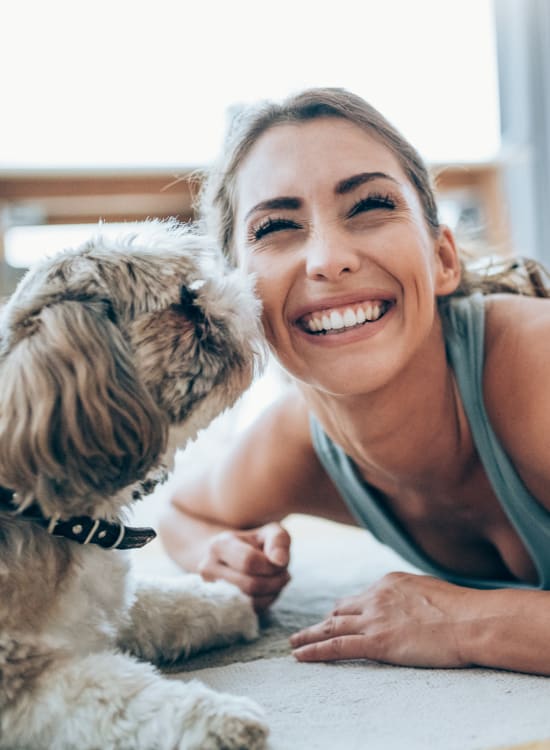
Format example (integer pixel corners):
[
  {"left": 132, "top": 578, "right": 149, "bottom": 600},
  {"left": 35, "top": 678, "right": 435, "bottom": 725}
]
[
  {"left": 348, "top": 194, "right": 396, "bottom": 218},
  {"left": 252, "top": 217, "right": 300, "bottom": 241}
]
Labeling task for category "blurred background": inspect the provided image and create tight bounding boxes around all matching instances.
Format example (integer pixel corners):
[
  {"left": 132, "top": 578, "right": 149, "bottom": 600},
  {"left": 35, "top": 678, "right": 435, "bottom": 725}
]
[
  {"left": 1, "top": 0, "right": 549, "bottom": 538},
  {"left": 5, "top": 0, "right": 550, "bottom": 287}
]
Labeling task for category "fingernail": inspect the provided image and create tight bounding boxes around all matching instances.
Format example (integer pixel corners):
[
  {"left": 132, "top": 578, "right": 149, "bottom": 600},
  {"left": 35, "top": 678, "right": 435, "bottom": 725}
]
[{"left": 271, "top": 550, "right": 287, "bottom": 566}]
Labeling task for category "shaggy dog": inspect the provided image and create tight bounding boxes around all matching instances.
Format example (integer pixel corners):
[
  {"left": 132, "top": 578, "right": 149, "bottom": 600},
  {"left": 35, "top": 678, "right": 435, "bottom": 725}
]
[{"left": 0, "top": 222, "right": 268, "bottom": 749}]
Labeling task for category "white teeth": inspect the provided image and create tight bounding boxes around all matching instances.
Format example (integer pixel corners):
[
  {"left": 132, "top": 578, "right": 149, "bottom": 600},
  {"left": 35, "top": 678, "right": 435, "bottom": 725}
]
[
  {"left": 363, "top": 304, "right": 381, "bottom": 322},
  {"left": 330, "top": 310, "right": 344, "bottom": 329},
  {"left": 343, "top": 308, "right": 357, "bottom": 327},
  {"left": 304, "top": 301, "right": 388, "bottom": 333}
]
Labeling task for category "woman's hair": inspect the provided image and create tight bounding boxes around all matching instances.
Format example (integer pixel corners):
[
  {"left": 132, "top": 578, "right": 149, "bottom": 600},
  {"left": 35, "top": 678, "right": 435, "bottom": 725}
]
[{"left": 198, "top": 87, "right": 550, "bottom": 299}]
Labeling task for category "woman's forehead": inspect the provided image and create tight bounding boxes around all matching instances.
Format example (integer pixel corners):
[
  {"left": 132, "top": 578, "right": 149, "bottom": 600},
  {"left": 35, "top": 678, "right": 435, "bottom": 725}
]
[{"left": 235, "top": 118, "right": 407, "bottom": 214}]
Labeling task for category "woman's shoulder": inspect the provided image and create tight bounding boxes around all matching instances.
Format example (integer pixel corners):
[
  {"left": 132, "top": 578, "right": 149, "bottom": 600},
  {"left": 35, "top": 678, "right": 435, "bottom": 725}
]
[
  {"left": 483, "top": 293, "right": 550, "bottom": 490},
  {"left": 259, "top": 383, "right": 313, "bottom": 443},
  {"left": 484, "top": 292, "right": 550, "bottom": 370}
]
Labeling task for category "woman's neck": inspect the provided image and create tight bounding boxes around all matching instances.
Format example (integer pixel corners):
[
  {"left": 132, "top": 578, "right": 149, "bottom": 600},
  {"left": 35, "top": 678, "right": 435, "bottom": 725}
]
[{"left": 300, "top": 324, "right": 474, "bottom": 493}]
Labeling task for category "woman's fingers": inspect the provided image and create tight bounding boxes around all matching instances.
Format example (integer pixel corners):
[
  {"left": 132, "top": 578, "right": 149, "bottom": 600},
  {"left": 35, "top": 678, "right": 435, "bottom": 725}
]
[
  {"left": 290, "top": 616, "right": 375, "bottom": 661},
  {"left": 292, "top": 634, "right": 368, "bottom": 662},
  {"left": 208, "top": 532, "right": 275, "bottom": 575},
  {"left": 197, "top": 524, "right": 292, "bottom": 611},
  {"left": 201, "top": 560, "right": 290, "bottom": 597},
  {"left": 201, "top": 562, "right": 288, "bottom": 611},
  {"left": 330, "top": 600, "right": 363, "bottom": 616},
  {"left": 290, "top": 615, "right": 362, "bottom": 647},
  {"left": 254, "top": 523, "right": 291, "bottom": 567}
]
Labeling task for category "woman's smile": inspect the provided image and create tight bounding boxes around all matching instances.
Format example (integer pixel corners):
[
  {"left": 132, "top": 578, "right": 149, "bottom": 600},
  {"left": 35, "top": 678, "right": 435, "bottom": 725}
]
[
  {"left": 301, "top": 301, "right": 390, "bottom": 333},
  {"left": 290, "top": 290, "right": 396, "bottom": 345}
]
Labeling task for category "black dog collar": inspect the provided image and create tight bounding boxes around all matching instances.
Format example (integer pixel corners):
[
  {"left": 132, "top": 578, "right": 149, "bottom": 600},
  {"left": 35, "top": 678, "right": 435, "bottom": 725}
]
[{"left": 0, "top": 486, "right": 156, "bottom": 550}]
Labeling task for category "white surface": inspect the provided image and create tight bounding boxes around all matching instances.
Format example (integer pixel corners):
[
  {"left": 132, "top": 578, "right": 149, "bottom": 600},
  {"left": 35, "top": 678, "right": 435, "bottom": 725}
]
[
  {"left": 144, "top": 517, "right": 550, "bottom": 750},
  {"left": 174, "top": 659, "right": 550, "bottom": 750},
  {"left": 2, "top": 1, "right": 499, "bottom": 168}
]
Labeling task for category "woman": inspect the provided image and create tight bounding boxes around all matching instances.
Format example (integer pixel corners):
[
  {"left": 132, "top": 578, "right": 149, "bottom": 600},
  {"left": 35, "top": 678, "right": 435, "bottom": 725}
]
[{"left": 160, "top": 87, "right": 550, "bottom": 675}]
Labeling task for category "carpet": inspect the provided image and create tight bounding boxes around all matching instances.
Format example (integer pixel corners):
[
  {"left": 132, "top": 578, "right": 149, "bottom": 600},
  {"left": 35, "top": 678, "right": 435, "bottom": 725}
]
[{"left": 135, "top": 515, "right": 550, "bottom": 750}]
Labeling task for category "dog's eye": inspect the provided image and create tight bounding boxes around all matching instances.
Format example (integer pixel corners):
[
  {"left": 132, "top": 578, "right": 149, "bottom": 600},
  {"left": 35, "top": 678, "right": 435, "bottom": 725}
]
[
  {"left": 103, "top": 299, "right": 118, "bottom": 324},
  {"left": 180, "top": 287, "right": 197, "bottom": 309},
  {"left": 177, "top": 286, "right": 204, "bottom": 325}
]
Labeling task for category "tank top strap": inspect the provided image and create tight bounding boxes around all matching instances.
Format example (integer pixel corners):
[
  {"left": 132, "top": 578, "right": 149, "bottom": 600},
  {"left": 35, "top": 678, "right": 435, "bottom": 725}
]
[{"left": 443, "top": 293, "right": 550, "bottom": 588}]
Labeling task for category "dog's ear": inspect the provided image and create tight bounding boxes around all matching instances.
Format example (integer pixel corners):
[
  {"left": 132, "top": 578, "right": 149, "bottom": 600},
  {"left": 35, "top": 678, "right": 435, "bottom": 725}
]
[{"left": 0, "top": 299, "right": 167, "bottom": 516}]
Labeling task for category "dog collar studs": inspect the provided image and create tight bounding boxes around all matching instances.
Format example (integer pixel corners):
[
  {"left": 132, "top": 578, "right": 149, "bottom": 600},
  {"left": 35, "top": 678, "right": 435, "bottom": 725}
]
[
  {"left": 44, "top": 512, "right": 154, "bottom": 549},
  {"left": 0, "top": 488, "right": 157, "bottom": 550}
]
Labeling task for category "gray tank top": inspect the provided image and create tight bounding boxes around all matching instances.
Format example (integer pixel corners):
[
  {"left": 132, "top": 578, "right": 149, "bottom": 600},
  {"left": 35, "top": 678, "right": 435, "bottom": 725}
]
[{"left": 310, "top": 293, "right": 550, "bottom": 590}]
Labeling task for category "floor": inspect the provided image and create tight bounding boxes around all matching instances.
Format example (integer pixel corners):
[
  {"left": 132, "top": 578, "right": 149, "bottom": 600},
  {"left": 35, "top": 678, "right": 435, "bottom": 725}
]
[{"left": 131, "top": 511, "right": 550, "bottom": 750}]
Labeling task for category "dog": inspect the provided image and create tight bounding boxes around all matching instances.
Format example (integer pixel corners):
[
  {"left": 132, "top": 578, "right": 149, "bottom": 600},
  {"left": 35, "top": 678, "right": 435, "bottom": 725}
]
[{"left": 0, "top": 221, "right": 269, "bottom": 750}]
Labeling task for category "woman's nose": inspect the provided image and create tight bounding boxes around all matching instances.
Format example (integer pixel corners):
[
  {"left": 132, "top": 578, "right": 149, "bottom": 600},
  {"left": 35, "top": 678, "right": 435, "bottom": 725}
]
[{"left": 305, "top": 230, "right": 361, "bottom": 281}]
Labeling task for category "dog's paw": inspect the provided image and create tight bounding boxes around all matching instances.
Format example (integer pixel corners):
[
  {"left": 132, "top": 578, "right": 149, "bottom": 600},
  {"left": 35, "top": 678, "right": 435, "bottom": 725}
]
[
  {"left": 206, "top": 578, "right": 259, "bottom": 642},
  {"left": 180, "top": 690, "right": 268, "bottom": 750},
  {"left": 119, "top": 575, "right": 259, "bottom": 663}
]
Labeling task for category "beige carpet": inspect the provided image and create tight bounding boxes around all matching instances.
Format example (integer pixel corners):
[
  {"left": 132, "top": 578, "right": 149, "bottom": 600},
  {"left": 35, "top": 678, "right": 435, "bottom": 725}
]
[{"left": 133, "top": 514, "right": 550, "bottom": 750}]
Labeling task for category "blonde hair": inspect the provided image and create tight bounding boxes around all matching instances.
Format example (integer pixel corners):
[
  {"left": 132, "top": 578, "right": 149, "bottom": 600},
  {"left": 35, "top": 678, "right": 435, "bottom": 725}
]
[{"left": 199, "top": 87, "right": 550, "bottom": 299}]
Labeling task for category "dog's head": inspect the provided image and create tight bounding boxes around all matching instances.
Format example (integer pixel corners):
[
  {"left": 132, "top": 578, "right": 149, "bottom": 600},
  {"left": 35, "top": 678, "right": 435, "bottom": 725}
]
[{"left": 0, "top": 221, "right": 262, "bottom": 518}]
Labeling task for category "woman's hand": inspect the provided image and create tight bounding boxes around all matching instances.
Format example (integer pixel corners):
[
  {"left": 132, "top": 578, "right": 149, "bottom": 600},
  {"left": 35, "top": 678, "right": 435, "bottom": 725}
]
[
  {"left": 198, "top": 522, "right": 291, "bottom": 611},
  {"left": 290, "top": 572, "right": 474, "bottom": 668}
]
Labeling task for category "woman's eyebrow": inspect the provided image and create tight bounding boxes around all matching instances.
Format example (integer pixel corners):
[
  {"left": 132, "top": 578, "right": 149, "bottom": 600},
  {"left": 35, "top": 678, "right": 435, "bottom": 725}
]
[
  {"left": 243, "top": 172, "right": 398, "bottom": 221},
  {"left": 335, "top": 172, "right": 399, "bottom": 195},
  {"left": 244, "top": 196, "right": 301, "bottom": 222}
]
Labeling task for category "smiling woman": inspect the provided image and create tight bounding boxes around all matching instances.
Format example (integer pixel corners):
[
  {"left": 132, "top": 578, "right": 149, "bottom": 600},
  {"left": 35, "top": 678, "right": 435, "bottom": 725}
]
[{"left": 159, "top": 86, "right": 550, "bottom": 677}]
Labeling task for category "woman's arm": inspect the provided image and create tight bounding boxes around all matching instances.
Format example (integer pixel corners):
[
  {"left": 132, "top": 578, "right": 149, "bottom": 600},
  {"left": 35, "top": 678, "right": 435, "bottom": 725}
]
[{"left": 159, "top": 386, "right": 348, "bottom": 609}]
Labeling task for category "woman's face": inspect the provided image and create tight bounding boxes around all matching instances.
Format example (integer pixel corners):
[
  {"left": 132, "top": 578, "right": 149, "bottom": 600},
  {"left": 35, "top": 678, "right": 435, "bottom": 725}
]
[{"left": 233, "top": 118, "right": 457, "bottom": 395}]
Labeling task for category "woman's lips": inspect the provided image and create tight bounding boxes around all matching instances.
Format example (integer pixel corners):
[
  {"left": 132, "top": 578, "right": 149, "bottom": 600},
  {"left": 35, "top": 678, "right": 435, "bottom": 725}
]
[
  {"left": 297, "top": 299, "right": 392, "bottom": 334},
  {"left": 291, "top": 295, "right": 396, "bottom": 346}
]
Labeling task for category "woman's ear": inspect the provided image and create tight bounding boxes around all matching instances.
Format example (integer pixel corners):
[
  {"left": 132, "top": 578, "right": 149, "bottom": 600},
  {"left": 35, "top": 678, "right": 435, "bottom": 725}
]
[{"left": 434, "top": 225, "right": 462, "bottom": 296}]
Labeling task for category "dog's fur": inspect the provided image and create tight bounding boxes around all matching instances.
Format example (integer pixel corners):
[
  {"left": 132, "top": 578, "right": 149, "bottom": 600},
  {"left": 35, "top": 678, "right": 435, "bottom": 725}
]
[{"left": 0, "top": 222, "right": 268, "bottom": 750}]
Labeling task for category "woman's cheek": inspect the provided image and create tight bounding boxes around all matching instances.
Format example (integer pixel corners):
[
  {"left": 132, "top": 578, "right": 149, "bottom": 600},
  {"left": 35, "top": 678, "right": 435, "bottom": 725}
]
[
  {"left": 257, "top": 293, "right": 283, "bottom": 349},
  {"left": 250, "top": 253, "right": 297, "bottom": 349}
]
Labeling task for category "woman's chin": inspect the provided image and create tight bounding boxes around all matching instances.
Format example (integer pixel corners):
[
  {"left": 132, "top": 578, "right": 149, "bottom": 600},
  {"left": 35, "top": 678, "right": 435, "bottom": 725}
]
[{"left": 279, "top": 354, "right": 400, "bottom": 397}]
